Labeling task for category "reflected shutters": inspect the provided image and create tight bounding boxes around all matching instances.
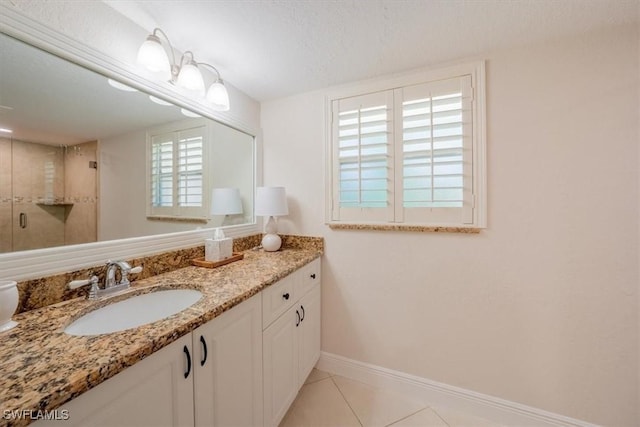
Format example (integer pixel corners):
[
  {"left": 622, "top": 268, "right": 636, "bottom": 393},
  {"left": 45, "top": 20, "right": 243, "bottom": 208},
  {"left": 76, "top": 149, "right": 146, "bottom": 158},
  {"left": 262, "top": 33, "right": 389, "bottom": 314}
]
[
  {"left": 331, "top": 75, "right": 474, "bottom": 224},
  {"left": 177, "top": 129, "right": 204, "bottom": 208},
  {"left": 151, "top": 136, "right": 173, "bottom": 208},
  {"left": 149, "top": 125, "right": 207, "bottom": 218}
]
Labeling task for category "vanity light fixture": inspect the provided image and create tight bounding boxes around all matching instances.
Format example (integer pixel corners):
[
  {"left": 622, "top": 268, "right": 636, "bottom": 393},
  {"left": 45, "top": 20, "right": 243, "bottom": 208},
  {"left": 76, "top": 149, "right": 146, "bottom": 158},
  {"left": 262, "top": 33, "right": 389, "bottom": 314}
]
[
  {"left": 255, "top": 186, "right": 289, "bottom": 252},
  {"left": 0, "top": 128, "right": 12, "bottom": 134},
  {"left": 137, "top": 28, "right": 230, "bottom": 111}
]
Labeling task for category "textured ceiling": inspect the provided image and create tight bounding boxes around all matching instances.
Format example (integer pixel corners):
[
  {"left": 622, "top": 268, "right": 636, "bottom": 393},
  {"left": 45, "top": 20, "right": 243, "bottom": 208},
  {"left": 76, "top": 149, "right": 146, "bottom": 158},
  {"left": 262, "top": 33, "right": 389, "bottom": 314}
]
[{"left": 107, "top": 0, "right": 640, "bottom": 102}]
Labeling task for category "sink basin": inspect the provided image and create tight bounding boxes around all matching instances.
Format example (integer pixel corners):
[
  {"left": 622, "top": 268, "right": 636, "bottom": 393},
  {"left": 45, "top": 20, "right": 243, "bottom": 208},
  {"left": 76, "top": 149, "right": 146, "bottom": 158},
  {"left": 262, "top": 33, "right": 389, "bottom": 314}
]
[{"left": 65, "top": 289, "right": 203, "bottom": 336}]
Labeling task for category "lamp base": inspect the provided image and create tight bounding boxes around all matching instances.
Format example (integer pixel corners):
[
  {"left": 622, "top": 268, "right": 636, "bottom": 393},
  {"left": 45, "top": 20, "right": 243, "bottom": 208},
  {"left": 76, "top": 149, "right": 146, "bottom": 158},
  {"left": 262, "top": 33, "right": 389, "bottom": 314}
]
[{"left": 262, "top": 233, "right": 282, "bottom": 252}]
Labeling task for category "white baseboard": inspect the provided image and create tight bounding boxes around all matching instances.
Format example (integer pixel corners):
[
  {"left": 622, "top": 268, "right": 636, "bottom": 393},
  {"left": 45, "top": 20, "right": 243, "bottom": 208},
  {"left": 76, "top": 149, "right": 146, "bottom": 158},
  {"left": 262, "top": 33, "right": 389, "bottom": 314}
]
[{"left": 316, "top": 352, "right": 598, "bottom": 427}]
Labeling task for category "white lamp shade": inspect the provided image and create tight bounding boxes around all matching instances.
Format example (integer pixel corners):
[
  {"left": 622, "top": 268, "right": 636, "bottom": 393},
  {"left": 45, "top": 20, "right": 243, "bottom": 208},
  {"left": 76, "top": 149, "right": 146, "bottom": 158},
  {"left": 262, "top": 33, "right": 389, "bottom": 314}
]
[
  {"left": 255, "top": 187, "right": 288, "bottom": 217},
  {"left": 206, "top": 81, "right": 230, "bottom": 111},
  {"left": 177, "top": 61, "right": 205, "bottom": 95},
  {"left": 137, "top": 35, "right": 171, "bottom": 80},
  {"left": 211, "top": 188, "right": 243, "bottom": 215}
]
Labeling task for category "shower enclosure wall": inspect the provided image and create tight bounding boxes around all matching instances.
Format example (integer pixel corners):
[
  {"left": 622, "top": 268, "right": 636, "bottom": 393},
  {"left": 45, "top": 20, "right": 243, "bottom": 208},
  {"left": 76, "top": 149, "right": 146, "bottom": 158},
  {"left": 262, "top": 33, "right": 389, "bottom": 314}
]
[{"left": 0, "top": 137, "right": 97, "bottom": 253}]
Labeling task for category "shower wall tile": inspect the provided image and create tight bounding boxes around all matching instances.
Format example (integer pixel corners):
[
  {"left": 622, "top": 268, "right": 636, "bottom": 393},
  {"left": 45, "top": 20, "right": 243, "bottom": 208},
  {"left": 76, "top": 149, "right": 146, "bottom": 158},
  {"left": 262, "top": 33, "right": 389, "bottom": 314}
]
[
  {"left": 64, "top": 140, "right": 98, "bottom": 245},
  {"left": 0, "top": 201, "right": 12, "bottom": 253},
  {"left": 12, "top": 140, "right": 64, "bottom": 200},
  {"left": 1, "top": 138, "right": 13, "bottom": 253},
  {"left": 0, "top": 138, "right": 11, "bottom": 199},
  {"left": 64, "top": 202, "right": 97, "bottom": 245},
  {"left": 12, "top": 202, "right": 65, "bottom": 251},
  {"left": 64, "top": 141, "right": 97, "bottom": 198}
]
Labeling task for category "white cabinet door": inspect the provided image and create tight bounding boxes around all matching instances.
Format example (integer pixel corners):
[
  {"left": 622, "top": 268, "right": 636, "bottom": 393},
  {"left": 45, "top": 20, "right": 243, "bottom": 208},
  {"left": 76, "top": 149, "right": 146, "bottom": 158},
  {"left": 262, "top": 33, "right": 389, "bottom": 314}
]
[
  {"left": 263, "top": 305, "right": 299, "bottom": 427},
  {"left": 34, "top": 334, "right": 194, "bottom": 427},
  {"left": 297, "top": 284, "right": 321, "bottom": 389},
  {"left": 193, "top": 294, "right": 262, "bottom": 427},
  {"left": 263, "top": 259, "right": 322, "bottom": 427}
]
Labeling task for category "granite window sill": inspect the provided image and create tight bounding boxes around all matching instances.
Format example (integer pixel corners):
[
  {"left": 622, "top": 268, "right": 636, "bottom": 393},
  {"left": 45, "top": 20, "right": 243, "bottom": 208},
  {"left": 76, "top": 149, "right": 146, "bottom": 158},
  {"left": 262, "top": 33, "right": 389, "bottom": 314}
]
[{"left": 327, "top": 223, "right": 481, "bottom": 234}]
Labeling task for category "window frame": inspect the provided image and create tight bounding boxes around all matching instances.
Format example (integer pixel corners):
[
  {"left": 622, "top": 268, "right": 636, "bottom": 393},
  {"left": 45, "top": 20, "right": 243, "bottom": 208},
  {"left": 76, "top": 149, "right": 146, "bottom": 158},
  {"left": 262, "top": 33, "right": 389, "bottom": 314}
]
[
  {"left": 146, "top": 118, "right": 212, "bottom": 221},
  {"left": 324, "top": 61, "right": 486, "bottom": 229}
]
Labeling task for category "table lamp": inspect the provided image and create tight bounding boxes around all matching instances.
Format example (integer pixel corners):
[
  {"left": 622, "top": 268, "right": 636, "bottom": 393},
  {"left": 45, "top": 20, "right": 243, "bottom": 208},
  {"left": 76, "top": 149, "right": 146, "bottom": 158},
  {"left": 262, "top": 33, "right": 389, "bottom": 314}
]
[
  {"left": 255, "top": 186, "right": 288, "bottom": 251},
  {"left": 211, "top": 188, "right": 243, "bottom": 226}
]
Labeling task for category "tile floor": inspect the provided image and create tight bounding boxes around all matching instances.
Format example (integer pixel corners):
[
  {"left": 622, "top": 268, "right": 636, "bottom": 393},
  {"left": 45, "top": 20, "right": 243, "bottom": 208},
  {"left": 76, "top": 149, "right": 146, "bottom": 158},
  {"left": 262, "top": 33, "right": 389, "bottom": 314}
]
[{"left": 280, "top": 369, "right": 504, "bottom": 427}]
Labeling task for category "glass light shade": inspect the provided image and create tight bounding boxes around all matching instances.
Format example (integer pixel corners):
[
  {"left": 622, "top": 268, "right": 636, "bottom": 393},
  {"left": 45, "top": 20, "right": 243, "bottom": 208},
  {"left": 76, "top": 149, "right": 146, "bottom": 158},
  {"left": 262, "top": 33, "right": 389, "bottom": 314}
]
[
  {"left": 255, "top": 187, "right": 288, "bottom": 217},
  {"left": 211, "top": 188, "right": 243, "bottom": 215},
  {"left": 149, "top": 95, "right": 173, "bottom": 106},
  {"left": 176, "top": 61, "right": 205, "bottom": 95},
  {"left": 181, "top": 108, "right": 202, "bottom": 118},
  {"left": 137, "top": 35, "right": 171, "bottom": 81},
  {"left": 107, "top": 79, "right": 138, "bottom": 92},
  {"left": 206, "top": 81, "right": 230, "bottom": 111}
]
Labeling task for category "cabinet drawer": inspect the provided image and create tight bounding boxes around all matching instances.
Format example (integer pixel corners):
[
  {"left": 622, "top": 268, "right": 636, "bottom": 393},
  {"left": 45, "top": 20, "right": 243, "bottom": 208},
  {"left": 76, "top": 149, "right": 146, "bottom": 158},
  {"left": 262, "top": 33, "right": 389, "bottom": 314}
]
[
  {"left": 296, "top": 258, "right": 321, "bottom": 297},
  {"left": 262, "top": 274, "right": 296, "bottom": 329}
]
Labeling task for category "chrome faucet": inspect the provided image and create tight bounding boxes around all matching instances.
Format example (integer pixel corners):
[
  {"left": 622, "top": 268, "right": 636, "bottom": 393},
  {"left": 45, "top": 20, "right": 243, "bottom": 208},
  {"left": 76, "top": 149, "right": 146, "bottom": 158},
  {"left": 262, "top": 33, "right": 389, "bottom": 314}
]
[
  {"left": 105, "top": 260, "right": 132, "bottom": 289},
  {"left": 68, "top": 260, "right": 143, "bottom": 299}
]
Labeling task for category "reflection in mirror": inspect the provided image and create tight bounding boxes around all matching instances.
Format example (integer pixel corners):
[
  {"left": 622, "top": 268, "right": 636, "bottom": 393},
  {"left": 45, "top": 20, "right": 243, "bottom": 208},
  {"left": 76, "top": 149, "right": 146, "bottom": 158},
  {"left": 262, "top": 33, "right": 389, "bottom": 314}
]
[{"left": 0, "top": 32, "right": 255, "bottom": 254}]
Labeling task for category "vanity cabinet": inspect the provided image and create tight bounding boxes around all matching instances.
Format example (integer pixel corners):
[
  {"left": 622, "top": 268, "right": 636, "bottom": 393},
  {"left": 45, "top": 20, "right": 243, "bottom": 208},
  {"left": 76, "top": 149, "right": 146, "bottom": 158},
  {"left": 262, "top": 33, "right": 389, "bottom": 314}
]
[
  {"left": 192, "top": 293, "right": 263, "bottom": 426},
  {"left": 33, "top": 258, "right": 321, "bottom": 427},
  {"left": 36, "top": 295, "right": 261, "bottom": 427},
  {"left": 263, "top": 258, "right": 321, "bottom": 427},
  {"left": 34, "top": 333, "right": 195, "bottom": 426}
]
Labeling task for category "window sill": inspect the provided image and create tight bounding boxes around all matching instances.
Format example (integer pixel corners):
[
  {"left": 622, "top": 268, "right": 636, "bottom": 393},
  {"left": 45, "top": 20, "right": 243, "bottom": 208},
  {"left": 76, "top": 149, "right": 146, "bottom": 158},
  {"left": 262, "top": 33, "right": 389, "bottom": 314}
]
[{"left": 327, "top": 223, "right": 481, "bottom": 234}]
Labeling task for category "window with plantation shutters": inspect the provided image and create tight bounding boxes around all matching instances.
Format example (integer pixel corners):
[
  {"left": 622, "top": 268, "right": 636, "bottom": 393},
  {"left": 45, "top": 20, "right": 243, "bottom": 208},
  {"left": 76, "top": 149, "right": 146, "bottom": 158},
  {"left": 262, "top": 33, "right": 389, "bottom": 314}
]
[
  {"left": 327, "top": 64, "right": 486, "bottom": 228},
  {"left": 147, "top": 121, "right": 210, "bottom": 220}
]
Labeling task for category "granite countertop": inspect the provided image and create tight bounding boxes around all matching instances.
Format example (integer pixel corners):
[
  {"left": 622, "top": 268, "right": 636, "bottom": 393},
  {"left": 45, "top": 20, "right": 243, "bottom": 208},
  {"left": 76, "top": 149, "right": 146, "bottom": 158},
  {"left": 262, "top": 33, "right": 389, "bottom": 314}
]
[{"left": 0, "top": 247, "right": 322, "bottom": 427}]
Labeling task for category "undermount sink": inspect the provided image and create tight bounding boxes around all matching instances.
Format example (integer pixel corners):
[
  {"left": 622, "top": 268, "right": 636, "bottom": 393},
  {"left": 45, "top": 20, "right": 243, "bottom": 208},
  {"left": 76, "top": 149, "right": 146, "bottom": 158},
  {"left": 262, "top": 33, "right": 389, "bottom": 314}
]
[{"left": 65, "top": 289, "right": 203, "bottom": 336}]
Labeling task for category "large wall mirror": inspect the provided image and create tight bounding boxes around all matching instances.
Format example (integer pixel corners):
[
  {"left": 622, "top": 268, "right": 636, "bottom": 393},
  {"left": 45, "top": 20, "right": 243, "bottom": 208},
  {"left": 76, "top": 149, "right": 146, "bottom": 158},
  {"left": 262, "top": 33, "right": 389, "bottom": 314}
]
[{"left": 0, "top": 31, "right": 256, "bottom": 257}]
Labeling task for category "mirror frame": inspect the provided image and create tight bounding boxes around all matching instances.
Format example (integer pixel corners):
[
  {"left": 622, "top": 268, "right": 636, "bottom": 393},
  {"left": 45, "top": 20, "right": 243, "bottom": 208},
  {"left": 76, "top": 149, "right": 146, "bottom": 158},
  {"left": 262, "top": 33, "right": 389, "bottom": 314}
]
[{"left": 0, "top": 5, "right": 263, "bottom": 281}]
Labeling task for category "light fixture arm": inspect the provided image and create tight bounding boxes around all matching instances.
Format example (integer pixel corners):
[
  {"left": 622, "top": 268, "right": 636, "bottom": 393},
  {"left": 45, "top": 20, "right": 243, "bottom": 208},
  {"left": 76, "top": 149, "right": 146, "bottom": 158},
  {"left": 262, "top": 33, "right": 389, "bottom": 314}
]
[
  {"left": 151, "top": 28, "right": 176, "bottom": 67},
  {"left": 180, "top": 51, "right": 197, "bottom": 67},
  {"left": 197, "top": 62, "right": 223, "bottom": 83}
]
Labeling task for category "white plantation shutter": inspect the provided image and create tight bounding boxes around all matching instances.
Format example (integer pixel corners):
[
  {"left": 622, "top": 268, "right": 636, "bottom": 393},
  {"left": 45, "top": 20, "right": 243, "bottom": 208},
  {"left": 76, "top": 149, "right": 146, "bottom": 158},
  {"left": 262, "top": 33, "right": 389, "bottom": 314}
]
[
  {"left": 329, "top": 72, "right": 481, "bottom": 226},
  {"left": 332, "top": 91, "right": 394, "bottom": 222},
  {"left": 148, "top": 123, "right": 208, "bottom": 219},
  {"left": 177, "top": 129, "right": 204, "bottom": 208},
  {"left": 151, "top": 135, "right": 174, "bottom": 208},
  {"left": 396, "top": 76, "right": 474, "bottom": 224}
]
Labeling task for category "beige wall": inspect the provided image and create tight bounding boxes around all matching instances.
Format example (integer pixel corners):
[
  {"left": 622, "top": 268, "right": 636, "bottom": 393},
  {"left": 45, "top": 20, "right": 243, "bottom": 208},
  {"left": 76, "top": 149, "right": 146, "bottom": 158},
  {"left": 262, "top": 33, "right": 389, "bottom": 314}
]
[{"left": 261, "top": 24, "right": 639, "bottom": 426}]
